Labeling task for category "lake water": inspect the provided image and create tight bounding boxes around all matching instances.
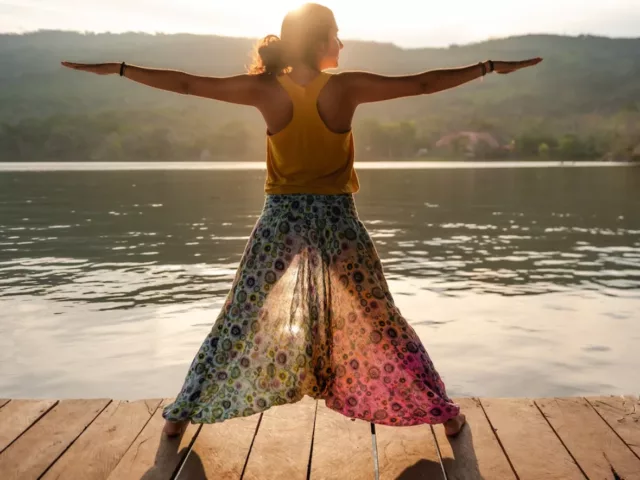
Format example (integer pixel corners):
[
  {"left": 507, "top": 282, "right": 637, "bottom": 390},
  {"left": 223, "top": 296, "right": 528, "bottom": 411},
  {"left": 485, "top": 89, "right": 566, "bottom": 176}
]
[{"left": 1, "top": 162, "right": 639, "bottom": 401}]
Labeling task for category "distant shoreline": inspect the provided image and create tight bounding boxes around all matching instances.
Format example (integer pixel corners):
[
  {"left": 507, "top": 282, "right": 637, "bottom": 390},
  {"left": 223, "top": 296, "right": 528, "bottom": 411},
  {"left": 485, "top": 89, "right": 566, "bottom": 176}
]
[{"left": 1, "top": 160, "right": 637, "bottom": 172}]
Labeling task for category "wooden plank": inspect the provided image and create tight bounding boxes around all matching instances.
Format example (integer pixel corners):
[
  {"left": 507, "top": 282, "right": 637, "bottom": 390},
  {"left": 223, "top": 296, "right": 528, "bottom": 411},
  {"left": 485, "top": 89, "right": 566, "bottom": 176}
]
[
  {"left": 587, "top": 395, "right": 640, "bottom": 458},
  {"left": 42, "top": 399, "right": 162, "bottom": 480},
  {"left": 0, "top": 399, "right": 57, "bottom": 453},
  {"left": 178, "top": 412, "right": 261, "bottom": 480},
  {"left": 537, "top": 397, "right": 640, "bottom": 479},
  {"left": 433, "top": 398, "right": 516, "bottom": 480},
  {"left": 309, "top": 401, "right": 374, "bottom": 480},
  {"left": 376, "top": 421, "right": 444, "bottom": 480},
  {"left": 0, "top": 399, "right": 110, "bottom": 480},
  {"left": 480, "top": 398, "right": 583, "bottom": 480},
  {"left": 242, "top": 396, "right": 317, "bottom": 480},
  {"left": 106, "top": 399, "right": 199, "bottom": 480},
  {"left": 0, "top": 399, "right": 10, "bottom": 409}
]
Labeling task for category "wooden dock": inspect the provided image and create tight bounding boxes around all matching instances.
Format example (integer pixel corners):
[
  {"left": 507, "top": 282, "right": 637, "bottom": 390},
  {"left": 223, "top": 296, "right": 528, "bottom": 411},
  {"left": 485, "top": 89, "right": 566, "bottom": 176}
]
[{"left": 0, "top": 396, "right": 638, "bottom": 479}]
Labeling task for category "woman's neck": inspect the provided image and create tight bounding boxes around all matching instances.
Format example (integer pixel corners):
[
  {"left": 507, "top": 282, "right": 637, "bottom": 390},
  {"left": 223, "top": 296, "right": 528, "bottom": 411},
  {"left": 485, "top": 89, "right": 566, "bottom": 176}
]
[{"left": 287, "top": 63, "right": 322, "bottom": 84}]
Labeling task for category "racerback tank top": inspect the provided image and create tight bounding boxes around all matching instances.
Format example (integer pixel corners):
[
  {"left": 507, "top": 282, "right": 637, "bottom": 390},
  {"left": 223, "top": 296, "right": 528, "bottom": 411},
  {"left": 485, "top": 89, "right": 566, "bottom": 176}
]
[{"left": 264, "top": 72, "right": 359, "bottom": 195}]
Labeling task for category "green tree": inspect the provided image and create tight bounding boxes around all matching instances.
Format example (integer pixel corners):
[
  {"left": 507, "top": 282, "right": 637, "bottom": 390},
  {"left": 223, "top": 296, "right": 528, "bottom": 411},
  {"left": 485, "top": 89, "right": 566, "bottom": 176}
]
[
  {"left": 558, "top": 134, "right": 587, "bottom": 160},
  {"left": 538, "top": 142, "right": 550, "bottom": 158}
]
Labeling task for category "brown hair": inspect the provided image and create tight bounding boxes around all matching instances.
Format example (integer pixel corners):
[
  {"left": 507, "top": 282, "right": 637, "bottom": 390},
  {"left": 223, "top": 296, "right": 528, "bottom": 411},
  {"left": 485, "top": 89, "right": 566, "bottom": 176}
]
[{"left": 249, "top": 3, "right": 337, "bottom": 76}]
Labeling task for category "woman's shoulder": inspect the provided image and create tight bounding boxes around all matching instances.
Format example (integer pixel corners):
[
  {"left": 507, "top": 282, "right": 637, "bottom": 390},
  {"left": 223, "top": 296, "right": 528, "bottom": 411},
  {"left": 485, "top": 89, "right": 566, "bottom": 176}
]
[
  {"left": 245, "top": 72, "right": 286, "bottom": 99},
  {"left": 322, "top": 71, "right": 355, "bottom": 98},
  {"left": 252, "top": 72, "right": 280, "bottom": 85},
  {"left": 325, "top": 71, "right": 363, "bottom": 91}
]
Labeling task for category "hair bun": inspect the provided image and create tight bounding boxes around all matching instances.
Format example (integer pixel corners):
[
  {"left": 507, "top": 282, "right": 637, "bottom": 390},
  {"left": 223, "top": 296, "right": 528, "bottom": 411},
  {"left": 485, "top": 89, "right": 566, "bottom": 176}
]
[
  {"left": 250, "top": 34, "right": 290, "bottom": 75},
  {"left": 258, "top": 36, "right": 284, "bottom": 66}
]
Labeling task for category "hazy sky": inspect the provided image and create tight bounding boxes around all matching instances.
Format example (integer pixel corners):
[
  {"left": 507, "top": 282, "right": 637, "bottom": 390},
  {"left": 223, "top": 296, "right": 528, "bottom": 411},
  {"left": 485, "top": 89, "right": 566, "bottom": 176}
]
[{"left": 1, "top": 0, "right": 639, "bottom": 47}]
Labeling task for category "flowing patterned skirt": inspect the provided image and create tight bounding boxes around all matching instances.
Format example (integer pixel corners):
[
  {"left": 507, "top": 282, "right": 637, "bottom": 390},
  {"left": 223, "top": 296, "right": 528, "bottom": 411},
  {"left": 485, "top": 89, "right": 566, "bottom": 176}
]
[{"left": 163, "top": 193, "right": 460, "bottom": 427}]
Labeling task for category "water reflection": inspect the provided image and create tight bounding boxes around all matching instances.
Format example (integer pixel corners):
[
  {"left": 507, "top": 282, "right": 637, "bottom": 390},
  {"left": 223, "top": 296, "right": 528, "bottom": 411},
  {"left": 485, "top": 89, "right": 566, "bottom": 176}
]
[{"left": 0, "top": 166, "right": 639, "bottom": 399}]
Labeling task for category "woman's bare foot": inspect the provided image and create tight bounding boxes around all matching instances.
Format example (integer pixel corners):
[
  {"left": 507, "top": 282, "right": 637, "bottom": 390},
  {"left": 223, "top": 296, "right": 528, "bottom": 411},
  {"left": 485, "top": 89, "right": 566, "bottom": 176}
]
[
  {"left": 163, "top": 419, "right": 189, "bottom": 437},
  {"left": 444, "top": 413, "right": 466, "bottom": 437}
]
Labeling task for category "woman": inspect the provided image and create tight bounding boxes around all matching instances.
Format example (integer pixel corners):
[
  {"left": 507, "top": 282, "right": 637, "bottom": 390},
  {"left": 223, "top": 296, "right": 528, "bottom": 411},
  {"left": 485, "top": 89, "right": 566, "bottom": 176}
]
[{"left": 63, "top": 3, "right": 541, "bottom": 438}]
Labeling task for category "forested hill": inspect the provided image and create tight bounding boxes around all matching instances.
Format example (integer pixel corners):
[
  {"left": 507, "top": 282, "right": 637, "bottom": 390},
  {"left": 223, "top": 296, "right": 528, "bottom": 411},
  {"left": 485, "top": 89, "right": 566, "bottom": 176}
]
[{"left": 1, "top": 31, "right": 639, "bottom": 161}]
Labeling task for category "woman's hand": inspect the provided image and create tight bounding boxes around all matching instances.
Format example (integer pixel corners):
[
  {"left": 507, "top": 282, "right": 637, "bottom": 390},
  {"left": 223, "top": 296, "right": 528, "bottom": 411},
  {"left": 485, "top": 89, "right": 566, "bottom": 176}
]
[
  {"left": 61, "top": 61, "right": 119, "bottom": 75},
  {"left": 491, "top": 57, "right": 543, "bottom": 74}
]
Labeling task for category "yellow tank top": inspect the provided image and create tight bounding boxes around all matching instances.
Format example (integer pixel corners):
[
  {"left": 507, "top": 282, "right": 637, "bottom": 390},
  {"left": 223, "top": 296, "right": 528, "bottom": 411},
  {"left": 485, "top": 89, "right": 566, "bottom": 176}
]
[{"left": 265, "top": 72, "right": 360, "bottom": 195}]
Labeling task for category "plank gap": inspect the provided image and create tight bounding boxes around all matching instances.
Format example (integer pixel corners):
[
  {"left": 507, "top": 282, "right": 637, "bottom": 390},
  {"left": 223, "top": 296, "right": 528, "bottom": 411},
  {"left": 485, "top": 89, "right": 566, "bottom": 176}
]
[
  {"left": 105, "top": 398, "right": 199, "bottom": 480},
  {"left": 434, "top": 398, "right": 516, "bottom": 479},
  {"left": 603, "top": 455, "right": 627, "bottom": 480},
  {"left": 585, "top": 397, "right": 640, "bottom": 463},
  {"left": 478, "top": 398, "right": 521, "bottom": 480},
  {"left": 430, "top": 424, "right": 449, "bottom": 480},
  {"left": 120, "top": 400, "right": 165, "bottom": 472},
  {"left": 96, "top": 399, "right": 165, "bottom": 479},
  {"left": 171, "top": 423, "right": 203, "bottom": 480},
  {"left": 241, "top": 397, "right": 316, "bottom": 479},
  {"left": 309, "top": 400, "right": 374, "bottom": 480},
  {"left": 305, "top": 400, "right": 319, "bottom": 480},
  {"left": 532, "top": 400, "right": 589, "bottom": 479},
  {"left": 375, "top": 421, "right": 443, "bottom": 479},
  {"left": 37, "top": 399, "right": 113, "bottom": 479},
  {"left": 0, "top": 399, "right": 59, "bottom": 455},
  {"left": 240, "top": 412, "right": 264, "bottom": 480},
  {"left": 370, "top": 423, "right": 379, "bottom": 480}
]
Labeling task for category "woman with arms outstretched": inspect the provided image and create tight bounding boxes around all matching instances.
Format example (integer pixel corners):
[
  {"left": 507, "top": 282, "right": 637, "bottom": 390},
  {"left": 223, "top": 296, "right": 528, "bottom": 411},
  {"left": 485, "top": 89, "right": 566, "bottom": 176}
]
[{"left": 63, "top": 3, "right": 541, "bottom": 438}]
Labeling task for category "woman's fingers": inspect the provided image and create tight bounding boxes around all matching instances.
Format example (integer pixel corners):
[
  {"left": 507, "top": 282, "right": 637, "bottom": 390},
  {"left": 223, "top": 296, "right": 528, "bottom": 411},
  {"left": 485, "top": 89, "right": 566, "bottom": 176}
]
[
  {"left": 505, "top": 58, "right": 542, "bottom": 70},
  {"left": 521, "top": 57, "right": 543, "bottom": 67},
  {"left": 61, "top": 61, "right": 86, "bottom": 68},
  {"left": 494, "top": 57, "right": 543, "bottom": 74},
  {"left": 60, "top": 61, "right": 113, "bottom": 74},
  {"left": 61, "top": 61, "right": 91, "bottom": 71}
]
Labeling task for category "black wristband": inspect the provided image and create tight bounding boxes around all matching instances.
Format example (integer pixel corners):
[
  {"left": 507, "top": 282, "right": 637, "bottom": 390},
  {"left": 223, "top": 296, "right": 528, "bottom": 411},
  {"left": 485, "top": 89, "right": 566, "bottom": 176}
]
[
  {"left": 119, "top": 62, "right": 126, "bottom": 77},
  {"left": 479, "top": 61, "right": 487, "bottom": 76},
  {"left": 488, "top": 60, "right": 494, "bottom": 73}
]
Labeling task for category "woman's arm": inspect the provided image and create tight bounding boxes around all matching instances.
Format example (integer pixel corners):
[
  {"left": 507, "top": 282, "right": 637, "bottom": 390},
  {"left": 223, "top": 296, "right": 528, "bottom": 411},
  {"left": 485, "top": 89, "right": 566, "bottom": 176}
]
[
  {"left": 61, "top": 62, "right": 263, "bottom": 106},
  {"left": 341, "top": 58, "right": 542, "bottom": 106}
]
